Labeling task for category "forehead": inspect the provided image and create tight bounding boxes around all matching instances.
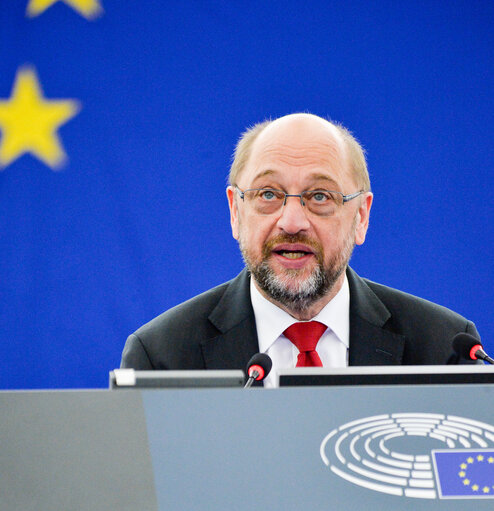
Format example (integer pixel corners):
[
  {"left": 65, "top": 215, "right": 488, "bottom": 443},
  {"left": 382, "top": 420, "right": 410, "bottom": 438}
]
[{"left": 240, "top": 116, "right": 355, "bottom": 189}]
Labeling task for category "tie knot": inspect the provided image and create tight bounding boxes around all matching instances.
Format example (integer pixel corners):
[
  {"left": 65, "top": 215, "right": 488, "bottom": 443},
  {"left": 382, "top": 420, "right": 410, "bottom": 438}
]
[{"left": 283, "top": 321, "right": 327, "bottom": 353}]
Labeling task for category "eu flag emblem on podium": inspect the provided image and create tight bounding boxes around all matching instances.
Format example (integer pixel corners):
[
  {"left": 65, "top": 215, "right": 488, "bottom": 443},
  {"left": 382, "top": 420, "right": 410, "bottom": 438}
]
[{"left": 433, "top": 450, "right": 494, "bottom": 498}]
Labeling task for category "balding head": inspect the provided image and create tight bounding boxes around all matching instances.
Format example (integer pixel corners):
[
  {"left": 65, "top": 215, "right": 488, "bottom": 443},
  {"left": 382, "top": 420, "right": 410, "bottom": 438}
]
[{"left": 229, "top": 113, "right": 370, "bottom": 192}]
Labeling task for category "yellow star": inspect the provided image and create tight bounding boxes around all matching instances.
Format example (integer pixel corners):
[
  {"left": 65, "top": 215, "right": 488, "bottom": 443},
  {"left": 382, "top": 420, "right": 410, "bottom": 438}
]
[
  {"left": 477, "top": 455, "right": 484, "bottom": 461},
  {"left": 0, "top": 67, "right": 80, "bottom": 170},
  {"left": 488, "top": 457, "right": 494, "bottom": 463},
  {"left": 467, "top": 457, "right": 474, "bottom": 464},
  {"left": 26, "top": 0, "right": 103, "bottom": 20},
  {"left": 459, "top": 471, "right": 466, "bottom": 477},
  {"left": 472, "top": 484, "right": 479, "bottom": 491},
  {"left": 483, "top": 487, "right": 490, "bottom": 493},
  {"left": 460, "top": 463, "right": 467, "bottom": 469},
  {"left": 463, "top": 479, "right": 470, "bottom": 485}
]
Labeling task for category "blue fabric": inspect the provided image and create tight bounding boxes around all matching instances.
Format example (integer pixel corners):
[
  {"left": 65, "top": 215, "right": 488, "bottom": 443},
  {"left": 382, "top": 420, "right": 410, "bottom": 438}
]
[{"left": 0, "top": 1, "right": 492, "bottom": 388}]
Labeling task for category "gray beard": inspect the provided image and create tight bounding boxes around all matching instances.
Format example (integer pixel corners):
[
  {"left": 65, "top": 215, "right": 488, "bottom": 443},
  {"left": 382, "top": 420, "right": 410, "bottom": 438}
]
[{"left": 240, "top": 233, "right": 355, "bottom": 315}]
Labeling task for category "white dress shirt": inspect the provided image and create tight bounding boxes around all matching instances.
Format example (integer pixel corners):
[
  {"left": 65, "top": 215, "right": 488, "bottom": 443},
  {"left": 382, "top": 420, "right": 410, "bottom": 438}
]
[{"left": 250, "top": 275, "right": 350, "bottom": 388}]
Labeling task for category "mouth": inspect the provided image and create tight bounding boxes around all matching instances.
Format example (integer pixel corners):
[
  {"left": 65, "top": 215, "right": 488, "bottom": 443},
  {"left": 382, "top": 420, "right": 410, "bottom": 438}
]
[
  {"left": 274, "top": 250, "right": 313, "bottom": 259},
  {"left": 271, "top": 243, "right": 316, "bottom": 264},
  {"left": 276, "top": 251, "right": 309, "bottom": 259},
  {"left": 273, "top": 243, "right": 314, "bottom": 255}
]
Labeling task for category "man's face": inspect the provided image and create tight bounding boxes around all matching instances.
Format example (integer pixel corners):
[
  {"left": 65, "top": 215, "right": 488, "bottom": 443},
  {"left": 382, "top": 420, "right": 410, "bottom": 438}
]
[{"left": 227, "top": 115, "right": 373, "bottom": 316}]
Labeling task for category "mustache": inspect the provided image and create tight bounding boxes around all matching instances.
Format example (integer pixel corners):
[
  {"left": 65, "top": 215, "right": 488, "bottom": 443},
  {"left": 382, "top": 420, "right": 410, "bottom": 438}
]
[{"left": 262, "top": 233, "right": 324, "bottom": 263}]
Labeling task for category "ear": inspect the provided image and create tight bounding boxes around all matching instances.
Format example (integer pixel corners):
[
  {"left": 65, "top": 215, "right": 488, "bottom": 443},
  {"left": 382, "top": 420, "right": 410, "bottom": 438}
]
[
  {"left": 226, "top": 186, "right": 239, "bottom": 240},
  {"left": 354, "top": 192, "right": 373, "bottom": 245}
]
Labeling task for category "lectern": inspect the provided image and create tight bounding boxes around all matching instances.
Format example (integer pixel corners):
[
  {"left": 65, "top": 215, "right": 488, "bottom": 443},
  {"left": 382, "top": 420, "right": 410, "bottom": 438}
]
[{"left": 2, "top": 367, "right": 494, "bottom": 510}]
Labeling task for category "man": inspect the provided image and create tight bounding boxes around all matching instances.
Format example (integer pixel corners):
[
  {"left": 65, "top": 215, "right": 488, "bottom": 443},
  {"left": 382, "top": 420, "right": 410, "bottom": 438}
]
[{"left": 121, "top": 113, "right": 479, "bottom": 386}]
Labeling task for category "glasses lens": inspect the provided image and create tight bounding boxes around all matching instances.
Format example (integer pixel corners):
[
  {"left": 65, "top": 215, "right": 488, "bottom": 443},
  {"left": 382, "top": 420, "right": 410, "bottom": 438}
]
[
  {"left": 303, "top": 190, "right": 341, "bottom": 215},
  {"left": 243, "top": 189, "right": 344, "bottom": 216},
  {"left": 245, "top": 189, "right": 284, "bottom": 214}
]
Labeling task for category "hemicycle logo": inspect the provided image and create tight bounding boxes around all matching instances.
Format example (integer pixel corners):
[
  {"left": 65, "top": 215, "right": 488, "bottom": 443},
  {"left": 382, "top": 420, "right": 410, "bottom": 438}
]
[{"left": 320, "top": 413, "right": 494, "bottom": 499}]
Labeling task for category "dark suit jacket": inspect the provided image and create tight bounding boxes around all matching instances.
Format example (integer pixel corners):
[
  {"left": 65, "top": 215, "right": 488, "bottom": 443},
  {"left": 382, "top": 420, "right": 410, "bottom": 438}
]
[{"left": 121, "top": 267, "right": 479, "bottom": 371}]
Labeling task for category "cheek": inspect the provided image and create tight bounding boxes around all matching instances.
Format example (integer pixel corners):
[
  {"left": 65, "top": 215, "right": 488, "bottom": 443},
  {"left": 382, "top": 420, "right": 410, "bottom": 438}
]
[
  {"left": 315, "top": 221, "right": 342, "bottom": 247},
  {"left": 315, "top": 217, "right": 355, "bottom": 256},
  {"left": 239, "top": 216, "right": 274, "bottom": 251}
]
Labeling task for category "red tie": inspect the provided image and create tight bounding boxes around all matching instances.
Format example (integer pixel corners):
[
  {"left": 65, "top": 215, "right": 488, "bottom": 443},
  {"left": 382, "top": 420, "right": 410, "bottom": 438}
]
[{"left": 283, "top": 321, "right": 327, "bottom": 367}]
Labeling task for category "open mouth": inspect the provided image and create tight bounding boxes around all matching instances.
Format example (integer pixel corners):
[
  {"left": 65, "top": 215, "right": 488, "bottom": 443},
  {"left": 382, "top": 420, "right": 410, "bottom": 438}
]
[
  {"left": 272, "top": 243, "right": 315, "bottom": 261},
  {"left": 275, "top": 250, "right": 312, "bottom": 259}
]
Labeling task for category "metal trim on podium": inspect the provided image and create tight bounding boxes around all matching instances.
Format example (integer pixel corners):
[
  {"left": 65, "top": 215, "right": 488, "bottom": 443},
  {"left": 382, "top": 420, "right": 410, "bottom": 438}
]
[
  {"left": 109, "top": 368, "right": 245, "bottom": 389},
  {"left": 277, "top": 364, "right": 494, "bottom": 387}
]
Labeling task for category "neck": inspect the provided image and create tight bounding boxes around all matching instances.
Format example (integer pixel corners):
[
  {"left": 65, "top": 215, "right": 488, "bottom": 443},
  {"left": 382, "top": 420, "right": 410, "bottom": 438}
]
[{"left": 253, "top": 272, "right": 345, "bottom": 321}]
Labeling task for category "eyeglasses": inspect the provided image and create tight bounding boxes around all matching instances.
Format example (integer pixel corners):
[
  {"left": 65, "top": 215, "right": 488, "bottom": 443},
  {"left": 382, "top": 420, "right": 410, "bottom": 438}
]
[{"left": 234, "top": 186, "right": 365, "bottom": 216}]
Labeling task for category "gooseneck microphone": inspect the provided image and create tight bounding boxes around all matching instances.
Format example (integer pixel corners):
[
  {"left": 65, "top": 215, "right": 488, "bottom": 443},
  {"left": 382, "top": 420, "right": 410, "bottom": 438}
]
[
  {"left": 244, "top": 353, "right": 273, "bottom": 388},
  {"left": 452, "top": 333, "right": 494, "bottom": 364}
]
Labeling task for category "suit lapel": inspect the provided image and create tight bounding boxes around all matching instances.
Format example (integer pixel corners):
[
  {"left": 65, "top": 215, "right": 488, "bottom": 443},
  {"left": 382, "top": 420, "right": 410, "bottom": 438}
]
[
  {"left": 200, "top": 269, "right": 260, "bottom": 371},
  {"left": 199, "top": 267, "right": 406, "bottom": 373},
  {"left": 347, "top": 268, "right": 406, "bottom": 365}
]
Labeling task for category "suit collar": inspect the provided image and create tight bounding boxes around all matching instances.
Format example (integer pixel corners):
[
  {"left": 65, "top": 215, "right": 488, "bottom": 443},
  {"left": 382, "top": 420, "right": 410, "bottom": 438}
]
[
  {"left": 208, "top": 268, "right": 253, "bottom": 332},
  {"left": 201, "top": 267, "right": 406, "bottom": 371},
  {"left": 201, "top": 269, "right": 260, "bottom": 373},
  {"left": 347, "top": 267, "right": 406, "bottom": 365}
]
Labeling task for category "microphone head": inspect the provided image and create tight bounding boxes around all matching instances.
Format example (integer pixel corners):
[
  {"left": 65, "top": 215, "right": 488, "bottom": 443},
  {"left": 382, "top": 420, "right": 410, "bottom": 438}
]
[
  {"left": 246, "top": 353, "right": 273, "bottom": 381},
  {"left": 452, "top": 333, "right": 483, "bottom": 360}
]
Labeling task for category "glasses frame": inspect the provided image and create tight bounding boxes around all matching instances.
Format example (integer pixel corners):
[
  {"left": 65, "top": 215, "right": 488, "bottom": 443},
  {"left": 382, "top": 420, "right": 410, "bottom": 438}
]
[{"left": 234, "top": 185, "right": 365, "bottom": 214}]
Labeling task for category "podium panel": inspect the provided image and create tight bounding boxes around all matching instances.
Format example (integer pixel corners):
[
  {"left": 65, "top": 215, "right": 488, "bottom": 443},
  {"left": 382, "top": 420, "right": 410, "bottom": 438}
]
[
  {"left": 0, "top": 391, "right": 157, "bottom": 511},
  {"left": 2, "top": 385, "right": 494, "bottom": 510}
]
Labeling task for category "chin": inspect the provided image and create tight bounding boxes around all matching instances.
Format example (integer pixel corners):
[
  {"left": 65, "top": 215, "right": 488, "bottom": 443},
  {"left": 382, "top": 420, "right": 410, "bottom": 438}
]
[
  {"left": 271, "top": 267, "right": 316, "bottom": 290},
  {"left": 255, "top": 259, "right": 330, "bottom": 305}
]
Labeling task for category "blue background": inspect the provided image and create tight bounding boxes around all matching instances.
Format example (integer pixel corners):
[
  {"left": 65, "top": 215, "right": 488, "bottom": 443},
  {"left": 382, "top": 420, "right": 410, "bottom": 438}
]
[{"left": 0, "top": 1, "right": 492, "bottom": 389}]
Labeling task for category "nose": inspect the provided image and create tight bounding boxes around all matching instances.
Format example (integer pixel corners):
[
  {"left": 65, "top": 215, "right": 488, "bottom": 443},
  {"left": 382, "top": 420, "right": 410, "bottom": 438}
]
[{"left": 276, "top": 195, "right": 311, "bottom": 234}]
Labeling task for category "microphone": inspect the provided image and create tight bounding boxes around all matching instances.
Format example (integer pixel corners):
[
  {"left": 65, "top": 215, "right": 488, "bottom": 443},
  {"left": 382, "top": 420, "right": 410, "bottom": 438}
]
[
  {"left": 244, "top": 353, "right": 273, "bottom": 388},
  {"left": 452, "top": 333, "right": 494, "bottom": 364}
]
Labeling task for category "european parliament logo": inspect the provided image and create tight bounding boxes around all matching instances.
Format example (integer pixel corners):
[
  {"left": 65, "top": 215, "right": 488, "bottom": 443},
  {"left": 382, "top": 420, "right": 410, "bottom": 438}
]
[{"left": 320, "top": 413, "right": 494, "bottom": 499}]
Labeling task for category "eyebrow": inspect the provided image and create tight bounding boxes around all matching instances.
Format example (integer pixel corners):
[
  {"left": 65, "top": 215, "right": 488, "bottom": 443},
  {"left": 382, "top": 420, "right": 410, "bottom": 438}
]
[
  {"left": 250, "top": 169, "right": 276, "bottom": 184},
  {"left": 307, "top": 173, "right": 341, "bottom": 190},
  {"left": 251, "top": 170, "right": 342, "bottom": 190}
]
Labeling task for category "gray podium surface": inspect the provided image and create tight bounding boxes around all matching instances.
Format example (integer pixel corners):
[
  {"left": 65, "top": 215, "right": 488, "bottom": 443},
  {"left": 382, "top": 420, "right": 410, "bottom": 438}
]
[
  {"left": 2, "top": 385, "right": 494, "bottom": 510},
  {"left": 0, "top": 390, "right": 157, "bottom": 511}
]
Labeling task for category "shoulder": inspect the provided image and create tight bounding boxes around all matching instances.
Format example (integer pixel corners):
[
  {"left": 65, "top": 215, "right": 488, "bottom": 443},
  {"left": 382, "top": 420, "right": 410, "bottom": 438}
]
[
  {"left": 348, "top": 268, "right": 479, "bottom": 364},
  {"left": 121, "top": 270, "right": 251, "bottom": 369},
  {"left": 362, "top": 276, "right": 474, "bottom": 331},
  {"left": 134, "top": 277, "right": 235, "bottom": 342}
]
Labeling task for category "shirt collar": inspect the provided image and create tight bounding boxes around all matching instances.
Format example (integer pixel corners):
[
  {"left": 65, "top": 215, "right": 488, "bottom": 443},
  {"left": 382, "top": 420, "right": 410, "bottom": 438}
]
[{"left": 250, "top": 272, "right": 350, "bottom": 353}]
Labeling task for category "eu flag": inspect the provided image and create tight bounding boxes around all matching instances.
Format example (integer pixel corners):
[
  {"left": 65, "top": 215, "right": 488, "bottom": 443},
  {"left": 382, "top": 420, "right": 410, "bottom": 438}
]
[
  {"left": 433, "top": 450, "right": 494, "bottom": 499},
  {"left": 1, "top": 1, "right": 493, "bottom": 391}
]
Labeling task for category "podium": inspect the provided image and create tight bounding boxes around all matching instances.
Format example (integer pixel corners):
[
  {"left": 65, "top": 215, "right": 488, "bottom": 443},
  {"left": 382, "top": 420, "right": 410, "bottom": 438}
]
[{"left": 2, "top": 383, "right": 494, "bottom": 510}]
